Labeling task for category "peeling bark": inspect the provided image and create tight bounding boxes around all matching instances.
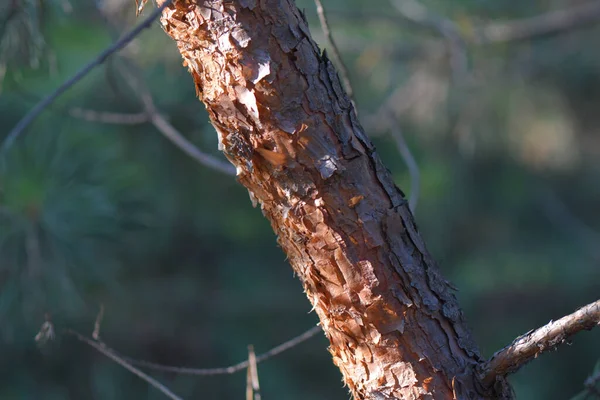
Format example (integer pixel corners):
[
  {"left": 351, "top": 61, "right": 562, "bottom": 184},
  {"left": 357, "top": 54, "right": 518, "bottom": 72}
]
[{"left": 157, "top": 1, "right": 511, "bottom": 398}]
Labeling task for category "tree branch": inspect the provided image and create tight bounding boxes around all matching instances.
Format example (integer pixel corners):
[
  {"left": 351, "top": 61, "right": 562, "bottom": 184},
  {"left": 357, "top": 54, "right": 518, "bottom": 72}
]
[
  {"left": 123, "top": 325, "right": 322, "bottom": 375},
  {"left": 115, "top": 60, "right": 236, "bottom": 176},
  {"left": 479, "top": 299, "right": 600, "bottom": 387},
  {"left": 149, "top": 112, "right": 236, "bottom": 176},
  {"left": 246, "top": 345, "right": 261, "bottom": 400},
  {"left": 1, "top": 0, "right": 172, "bottom": 154},
  {"left": 65, "top": 329, "right": 184, "bottom": 400},
  {"left": 389, "top": 121, "right": 419, "bottom": 213}
]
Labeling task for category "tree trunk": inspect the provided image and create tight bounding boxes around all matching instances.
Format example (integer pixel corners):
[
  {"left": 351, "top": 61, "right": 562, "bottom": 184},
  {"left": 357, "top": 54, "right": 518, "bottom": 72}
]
[{"left": 158, "top": 1, "right": 511, "bottom": 398}]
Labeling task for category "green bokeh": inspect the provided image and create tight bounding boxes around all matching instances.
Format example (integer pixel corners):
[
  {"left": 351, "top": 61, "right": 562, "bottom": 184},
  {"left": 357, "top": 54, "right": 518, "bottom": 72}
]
[{"left": 1, "top": 0, "right": 599, "bottom": 399}]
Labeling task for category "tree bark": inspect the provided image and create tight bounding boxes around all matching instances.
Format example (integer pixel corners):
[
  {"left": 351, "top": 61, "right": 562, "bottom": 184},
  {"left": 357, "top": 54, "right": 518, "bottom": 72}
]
[{"left": 157, "top": 1, "right": 512, "bottom": 398}]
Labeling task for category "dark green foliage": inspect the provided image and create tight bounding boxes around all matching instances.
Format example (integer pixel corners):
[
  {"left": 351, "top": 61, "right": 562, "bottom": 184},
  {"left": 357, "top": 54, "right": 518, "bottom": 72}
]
[{"left": 1, "top": 0, "right": 599, "bottom": 399}]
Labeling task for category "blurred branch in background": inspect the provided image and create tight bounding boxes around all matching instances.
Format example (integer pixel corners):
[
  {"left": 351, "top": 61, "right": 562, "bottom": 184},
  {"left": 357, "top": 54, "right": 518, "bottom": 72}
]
[
  {"left": 389, "top": 0, "right": 467, "bottom": 81},
  {"left": 389, "top": 121, "right": 419, "bottom": 213},
  {"left": 65, "top": 328, "right": 184, "bottom": 400},
  {"left": 124, "top": 325, "right": 322, "bottom": 376},
  {"left": 472, "top": 1, "right": 600, "bottom": 44},
  {"left": 362, "top": 71, "right": 422, "bottom": 212},
  {"left": 538, "top": 187, "right": 600, "bottom": 260},
  {"left": 1, "top": 0, "right": 173, "bottom": 155},
  {"left": 38, "top": 311, "right": 320, "bottom": 398},
  {"left": 480, "top": 299, "right": 600, "bottom": 387},
  {"left": 112, "top": 60, "right": 236, "bottom": 175}
]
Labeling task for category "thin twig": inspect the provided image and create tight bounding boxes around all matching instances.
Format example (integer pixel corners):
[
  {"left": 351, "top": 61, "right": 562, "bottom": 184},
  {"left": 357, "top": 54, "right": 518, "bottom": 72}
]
[
  {"left": 246, "top": 362, "right": 253, "bottom": 400},
  {"left": 314, "top": 0, "right": 356, "bottom": 110},
  {"left": 479, "top": 299, "right": 600, "bottom": 388},
  {"left": 389, "top": 121, "right": 419, "bottom": 213},
  {"left": 1, "top": 0, "right": 173, "bottom": 154},
  {"left": 150, "top": 112, "right": 236, "bottom": 176},
  {"left": 124, "top": 325, "right": 322, "bottom": 375},
  {"left": 92, "top": 304, "right": 105, "bottom": 340},
  {"left": 115, "top": 61, "right": 236, "bottom": 176},
  {"left": 247, "top": 345, "right": 261, "bottom": 400},
  {"left": 66, "top": 329, "right": 184, "bottom": 400}
]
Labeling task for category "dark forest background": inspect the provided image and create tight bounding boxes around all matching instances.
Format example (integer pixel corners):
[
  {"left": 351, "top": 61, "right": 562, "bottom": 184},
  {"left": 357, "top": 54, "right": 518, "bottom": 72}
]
[{"left": 1, "top": 0, "right": 600, "bottom": 398}]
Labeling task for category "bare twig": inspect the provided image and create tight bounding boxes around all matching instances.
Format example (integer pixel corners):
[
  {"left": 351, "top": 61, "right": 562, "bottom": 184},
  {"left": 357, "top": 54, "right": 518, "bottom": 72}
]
[
  {"left": 124, "top": 325, "right": 322, "bottom": 375},
  {"left": 66, "top": 329, "right": 184, "bottom": 400},
  {"left": 150, "top": 112, "right": 236, "bottom": 176},
  {"left": 1, "top": 0, "right": 173, "bottom": 154},
  {"left": 93, "top": 304, "right": 105, "bottom": 340},
  {"left": 390, "top": 0, "right": 467, "bottom": 81},
  {"left": 362, "top": 73, "right": 422, "bottom": 213},
  {"left": 479, "top": 299, "right": 600, "bottom": 388},
  {"left": 473, "top": 1, "right": 600, "bottom": 44},
  {"left": 116, "top": 61, "right": 236, "bottom": 176},
  {"left": 389, "top": 122, "right": 419, "bottom": 213},
  {"left": 247, "top": 345, "right": 261, "bottom": 400},
  {"left": 338, "top": 1, "right": 600, "bottom": 46},
  {"left": 314, "top": 0, "right": 356, "bottom": 110}
]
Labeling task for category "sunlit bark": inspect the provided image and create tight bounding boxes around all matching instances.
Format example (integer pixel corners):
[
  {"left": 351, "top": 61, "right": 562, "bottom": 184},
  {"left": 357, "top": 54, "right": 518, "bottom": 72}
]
[{"left": 158, "top": 1, "right": 511, "bottom": 398}]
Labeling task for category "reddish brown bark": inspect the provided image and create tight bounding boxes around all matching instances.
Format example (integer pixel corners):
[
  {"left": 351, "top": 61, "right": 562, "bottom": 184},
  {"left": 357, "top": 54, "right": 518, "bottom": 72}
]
[{"left": 158, "top": 1, "right": 511, "bottom": 398}]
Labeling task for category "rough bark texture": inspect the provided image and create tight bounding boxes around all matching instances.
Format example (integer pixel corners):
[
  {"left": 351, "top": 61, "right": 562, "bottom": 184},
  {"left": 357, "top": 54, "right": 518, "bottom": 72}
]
[{"left": 158, "top": 1, "right": 511, "bottom": 398}]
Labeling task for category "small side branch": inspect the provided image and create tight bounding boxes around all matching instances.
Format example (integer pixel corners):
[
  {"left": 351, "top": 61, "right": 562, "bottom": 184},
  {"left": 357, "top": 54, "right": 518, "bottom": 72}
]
[
  {"left": 149, "top": 112, "right": 236, "bottom": 176},
  {"left": 480, "top": 300, "right": 600, "bottom": 387},
  {"left": 124, "top": 325, "right": 322, "bottom": 375},
  {"left": 115, "top": 61, "right": 236, "bottom": 176},
  {"left": 246, "top": 345, "right": 261, "bottom": 400},
  {"left": 66, "top": 329, "right": 184, "bottom": 400},
  {"left": 389, "top": 122, "right": 419, "bottom": 213}
]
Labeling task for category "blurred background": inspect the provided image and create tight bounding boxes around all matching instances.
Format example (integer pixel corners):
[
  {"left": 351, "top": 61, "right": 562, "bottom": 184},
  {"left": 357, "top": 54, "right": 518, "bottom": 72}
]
[{"left": 1, "top": 0, "right": 600, "bottom": 398}]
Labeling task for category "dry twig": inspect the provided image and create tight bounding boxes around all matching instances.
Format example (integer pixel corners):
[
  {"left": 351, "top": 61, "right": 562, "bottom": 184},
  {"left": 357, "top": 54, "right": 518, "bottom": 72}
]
[
  {"left": 66, "top": 329, "right": 184, "bottom": 400},
  {"left": 123, "top": 325, "right": 322, "bottom": 375},
  {"left": 389, "top": 122, "right": 419, "bottom": 213},
  {"left": 92, "top": 304, "right": 105, "bottom": 340},
  {"left": 479, "top": 299, "right": 600, "bottom": 387},
  {"left": 246, "top": 345, "right": 261, "bottom": 400}
]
